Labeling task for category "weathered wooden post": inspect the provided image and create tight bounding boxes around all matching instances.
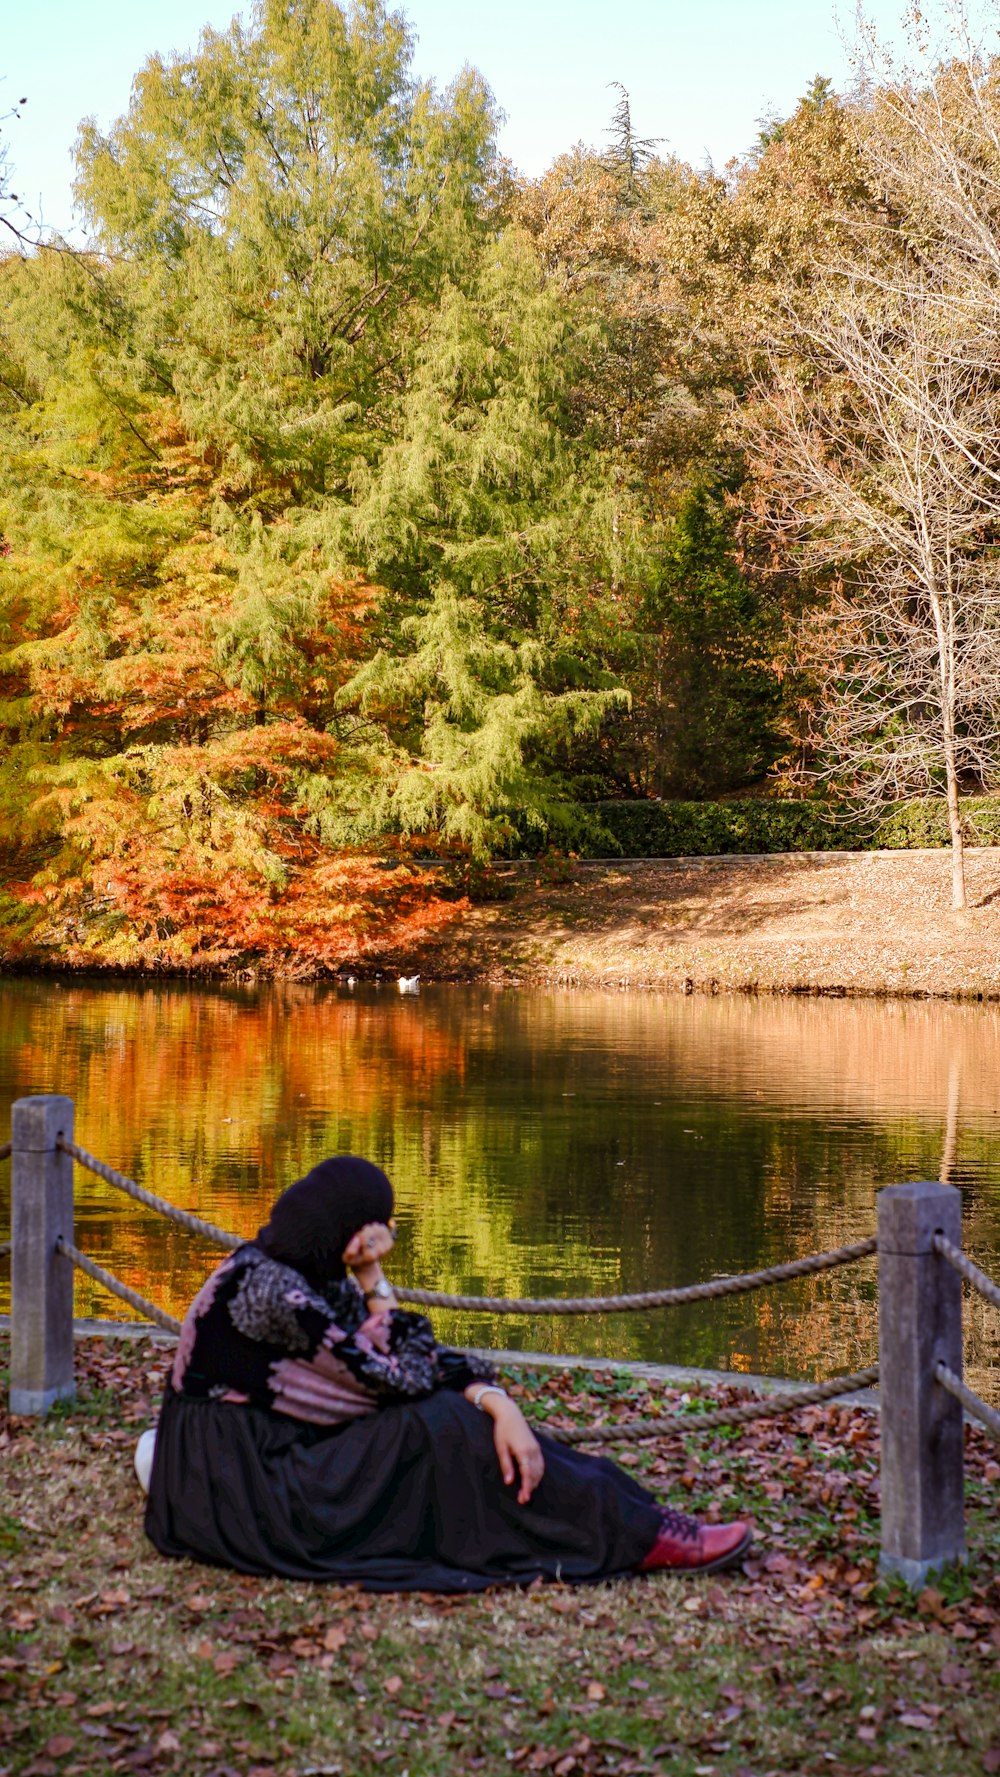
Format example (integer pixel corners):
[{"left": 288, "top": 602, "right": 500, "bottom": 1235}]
[
  {"left": 9, "top": 1094, "right": 76, "bottom": 1416},
  {"left": 878, "top": 1180, "right": 965, "bottom": 1584}
]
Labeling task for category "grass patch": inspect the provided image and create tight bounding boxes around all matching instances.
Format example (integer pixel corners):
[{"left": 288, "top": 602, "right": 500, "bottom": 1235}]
[{"left": 1, "top": 1337, "right": 998, "bottom": 1776}]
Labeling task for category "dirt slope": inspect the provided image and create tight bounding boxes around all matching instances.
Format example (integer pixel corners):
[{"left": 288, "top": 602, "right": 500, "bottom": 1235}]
[{"left": 408, "top": 849, "right": 1000, "bottom": 997}]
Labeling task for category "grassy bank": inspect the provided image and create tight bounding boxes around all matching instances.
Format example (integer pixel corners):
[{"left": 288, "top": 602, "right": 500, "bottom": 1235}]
[{"left": 2, "top": 1337, "right": 999, "bottom": 1777}]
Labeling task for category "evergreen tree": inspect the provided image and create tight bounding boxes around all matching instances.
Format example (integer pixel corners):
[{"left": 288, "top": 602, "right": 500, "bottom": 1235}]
[
  {"left": 0, "top": 1, "right": 503, "bottom": 963},
  {"left": 332, "top": 228, "right": 636, "bottom": 853},
  {"left": 637, "top": 485, "right": 785, "bottom": 797}
]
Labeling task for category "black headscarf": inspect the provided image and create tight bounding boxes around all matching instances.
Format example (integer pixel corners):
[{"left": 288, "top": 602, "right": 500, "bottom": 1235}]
[{"left": 256, "top": 1156, "right": 394, "bottom": 1288}]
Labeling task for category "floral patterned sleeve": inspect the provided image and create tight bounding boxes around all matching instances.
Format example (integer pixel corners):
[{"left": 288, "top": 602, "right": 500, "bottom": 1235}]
[
  {"left": 221, "top": 1255, "right": 441, "bottom": 1399},
  {"left": 433, "top": 1345, "right": 497, "bottom": 1390},
  {"left": 172, "top": 1248, "right": 495, "bottom": 1423},
  {"left": 321, "top": 1280, "right": 496, "bottom": 1398}
]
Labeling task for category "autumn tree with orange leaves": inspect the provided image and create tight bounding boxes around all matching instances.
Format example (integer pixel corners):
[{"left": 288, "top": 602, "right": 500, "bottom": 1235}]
[
  {"left": 7, "top": 2, "right": 995, "bottom": 973},
  {"left": 0, "top": 0, "right": 646, "bottom": 970}
]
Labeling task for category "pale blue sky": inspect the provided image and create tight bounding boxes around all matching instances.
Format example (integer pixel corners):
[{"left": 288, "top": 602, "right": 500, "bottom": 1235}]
[{"left": 4, "top": 0, "right": 999, "bottom": 240}]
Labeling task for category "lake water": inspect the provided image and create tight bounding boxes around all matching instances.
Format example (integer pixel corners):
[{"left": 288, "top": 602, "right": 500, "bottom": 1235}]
[{"left": 1, "top": 976, "right": 999, "bottom": 1393}]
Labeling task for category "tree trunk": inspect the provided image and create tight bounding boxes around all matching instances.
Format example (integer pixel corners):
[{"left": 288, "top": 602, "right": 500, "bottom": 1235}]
[
  {"left": 944, "top": 758, "right": 967, "bottom": 913},
  {"left": 932, "top": 587, "right": 967, "bottom": 913}
]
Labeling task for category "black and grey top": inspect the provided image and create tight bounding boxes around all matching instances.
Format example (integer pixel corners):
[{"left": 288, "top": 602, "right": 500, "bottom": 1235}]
[{"left": 169, "top": 1244, "right": 494, "bottom": 1425}]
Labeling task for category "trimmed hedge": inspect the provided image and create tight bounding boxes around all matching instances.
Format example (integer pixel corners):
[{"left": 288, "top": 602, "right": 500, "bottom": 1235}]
[
  {"left": 879, "top": 798, "right": 1000, "bottom": 848},
  {"left": 550, "top": 797, "right": 1000, "bottom": 859},
  {"left": 578, "top": 800, "right": 852, "bottom": 858}
]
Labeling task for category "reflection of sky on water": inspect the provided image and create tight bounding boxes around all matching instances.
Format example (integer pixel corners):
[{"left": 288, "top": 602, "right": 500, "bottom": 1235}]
[{"left": 1, "top": 979, "right": 998, "bottom": 1393}]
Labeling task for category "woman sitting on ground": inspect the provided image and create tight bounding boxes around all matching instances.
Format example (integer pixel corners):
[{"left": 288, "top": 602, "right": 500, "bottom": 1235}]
[{"left": 144, "top": 1157, "right": 752, "bottom": 1592}]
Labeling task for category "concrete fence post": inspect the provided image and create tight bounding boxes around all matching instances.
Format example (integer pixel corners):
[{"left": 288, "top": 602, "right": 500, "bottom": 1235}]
[
  {"left": 9, "top": 1094, "right": 76, "bottom": 1416},
  {"left": 878, "top": 1180, "right": 965, "bottom": 1585}
]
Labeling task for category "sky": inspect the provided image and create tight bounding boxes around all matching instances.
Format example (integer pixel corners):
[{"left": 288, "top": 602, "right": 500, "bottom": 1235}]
[{"left": 4, "top": 0, "right": 1000, "bottom": 241}]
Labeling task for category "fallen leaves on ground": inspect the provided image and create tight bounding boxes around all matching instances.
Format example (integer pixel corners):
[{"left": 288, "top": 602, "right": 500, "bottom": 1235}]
[{"left": 0, "top": 1336, "right": 997, "bottom": 1777}]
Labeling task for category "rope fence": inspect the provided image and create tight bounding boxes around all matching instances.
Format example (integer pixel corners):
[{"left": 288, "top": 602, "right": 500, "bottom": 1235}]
[
  {"left": 935, "top": 1362, "right": 1000, "bottom": 1444},
  {"left": 57, "top": 1139, "right": 241, "bottom": 1252},
  {"left": 6, "top": 1095, "right": 1000, "bottom": 1583},
  {"left": 556, "top": 1365, "right": 881, "bottom": 1444},
  {"left": 925, "top": 1236, "right": 1000, "bottom": 1442},
  {"left": 935, "top": 1233, "right": 1000, "bottom": 1313},
  {"left": 44, "top": 1142, "right": 883, "bottom": 1433},
  {"left": 37, "top": 1134, "right": 884, "bottom": 1434},
  {"left": 56, "top": 1239, "right": 183, "bottom": 1337}
]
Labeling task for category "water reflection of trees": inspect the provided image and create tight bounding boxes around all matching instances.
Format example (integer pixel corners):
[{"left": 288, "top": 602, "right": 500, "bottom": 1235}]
[{"left": 0, "top": 981, "right": 997, "bottom": 1391}]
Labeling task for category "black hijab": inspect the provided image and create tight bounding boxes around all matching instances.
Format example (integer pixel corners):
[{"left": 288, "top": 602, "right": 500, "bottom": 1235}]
[{"left": 256, "top": 1156, "right": 394, "bottom": 1288}]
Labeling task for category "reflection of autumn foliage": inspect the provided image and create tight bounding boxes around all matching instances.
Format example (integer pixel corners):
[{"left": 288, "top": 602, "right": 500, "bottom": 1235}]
[{"left": 0, "top": 987, "right": 997, "bottom": 1392}]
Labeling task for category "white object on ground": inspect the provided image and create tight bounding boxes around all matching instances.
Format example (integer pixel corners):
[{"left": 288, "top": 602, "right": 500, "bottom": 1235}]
[{"left": 134, "top": 1427, "right": 157, "bottom": 1494}]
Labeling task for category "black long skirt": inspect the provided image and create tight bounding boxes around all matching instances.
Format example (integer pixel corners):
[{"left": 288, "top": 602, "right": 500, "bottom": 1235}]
[{"left": 144, "top": 1387, "right": 663, "bottom": 1593}]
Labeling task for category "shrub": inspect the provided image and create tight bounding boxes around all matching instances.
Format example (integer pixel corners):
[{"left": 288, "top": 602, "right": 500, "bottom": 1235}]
[
  {"left": 505, "top": 797, "right": 1000, "bottom": 859},
  {"left": 571, "top": 800, "right": 859, "bottom": 858},
  {"left": 878, "top": 799, "right": 1000, "bottom": 848}
]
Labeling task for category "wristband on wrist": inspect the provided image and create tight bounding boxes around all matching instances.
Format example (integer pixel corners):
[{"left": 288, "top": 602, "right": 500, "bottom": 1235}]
[
  {"left": 363, "top": 1276, "right": 393, "bottom": 1303},
  {"left": 471, "top": 1384, "right": 507, "bottom": 1412}
]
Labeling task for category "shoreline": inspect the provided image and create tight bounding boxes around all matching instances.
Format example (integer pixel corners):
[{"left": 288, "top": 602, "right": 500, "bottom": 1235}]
[
  {"left": 3, "top": 848, "right": 1000, "bottom": 1001},
  {"left": 0, "top": 1316, "right": 882, "bottom": 1408}
]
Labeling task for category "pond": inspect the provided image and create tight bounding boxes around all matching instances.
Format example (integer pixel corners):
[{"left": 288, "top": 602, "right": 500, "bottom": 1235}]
[{"left": 1, "top": 976, "right": 999, "bottom": 1393}]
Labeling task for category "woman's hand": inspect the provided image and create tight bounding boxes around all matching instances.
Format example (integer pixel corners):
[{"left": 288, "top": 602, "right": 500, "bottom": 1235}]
[
  {"left": 468, "top": 1390, "right": 545, "bottom": 1505},
  {"left": 342, "top": 1222, "right": 397, "bottom": 1308},
  {"left": 342, "top": 1222, "right": 396, "bottom": 1269}
]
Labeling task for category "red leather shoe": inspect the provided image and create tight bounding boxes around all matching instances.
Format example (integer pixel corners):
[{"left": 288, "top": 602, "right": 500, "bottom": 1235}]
[{"left": 638, "top": 1507, "right": 752, "bottom": 1575}]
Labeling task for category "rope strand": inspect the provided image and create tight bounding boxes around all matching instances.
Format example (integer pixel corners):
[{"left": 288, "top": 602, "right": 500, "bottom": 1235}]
[
  {"left": 934, "top": 1362, "right": 1000, "bottom": 1443},
  {"left": 553, "top": 1365, "right": 880, "bottom": 1443},
  {"left": 394, "top": 1239, "right": 878, "bottom": 1313},
  {"left": 933, "top": 1234, "right": 1000, "bottom": 1313},
  {"left": 57, "top": 1238, "right": 182, "bottom": 1335},
  {"left": 57, "top": 1139, "right": 240, "bottom": 1251}
]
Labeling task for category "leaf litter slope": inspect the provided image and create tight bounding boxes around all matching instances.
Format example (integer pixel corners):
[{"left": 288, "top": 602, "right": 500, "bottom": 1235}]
[{"left": 410, "top": 851, "right": 1000, "bottom": 998}]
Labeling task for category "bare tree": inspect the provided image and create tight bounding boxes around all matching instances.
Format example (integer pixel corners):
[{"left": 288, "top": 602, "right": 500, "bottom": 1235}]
[
  {"left": 742, "top": 4, "right": 1000, "bottom": 913},
  {"left": 854, "top": 2, "right": 1000, "bottom": 297},
  {"left": 745, "top": 246, "right": 1000, "bottom": 910}
]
